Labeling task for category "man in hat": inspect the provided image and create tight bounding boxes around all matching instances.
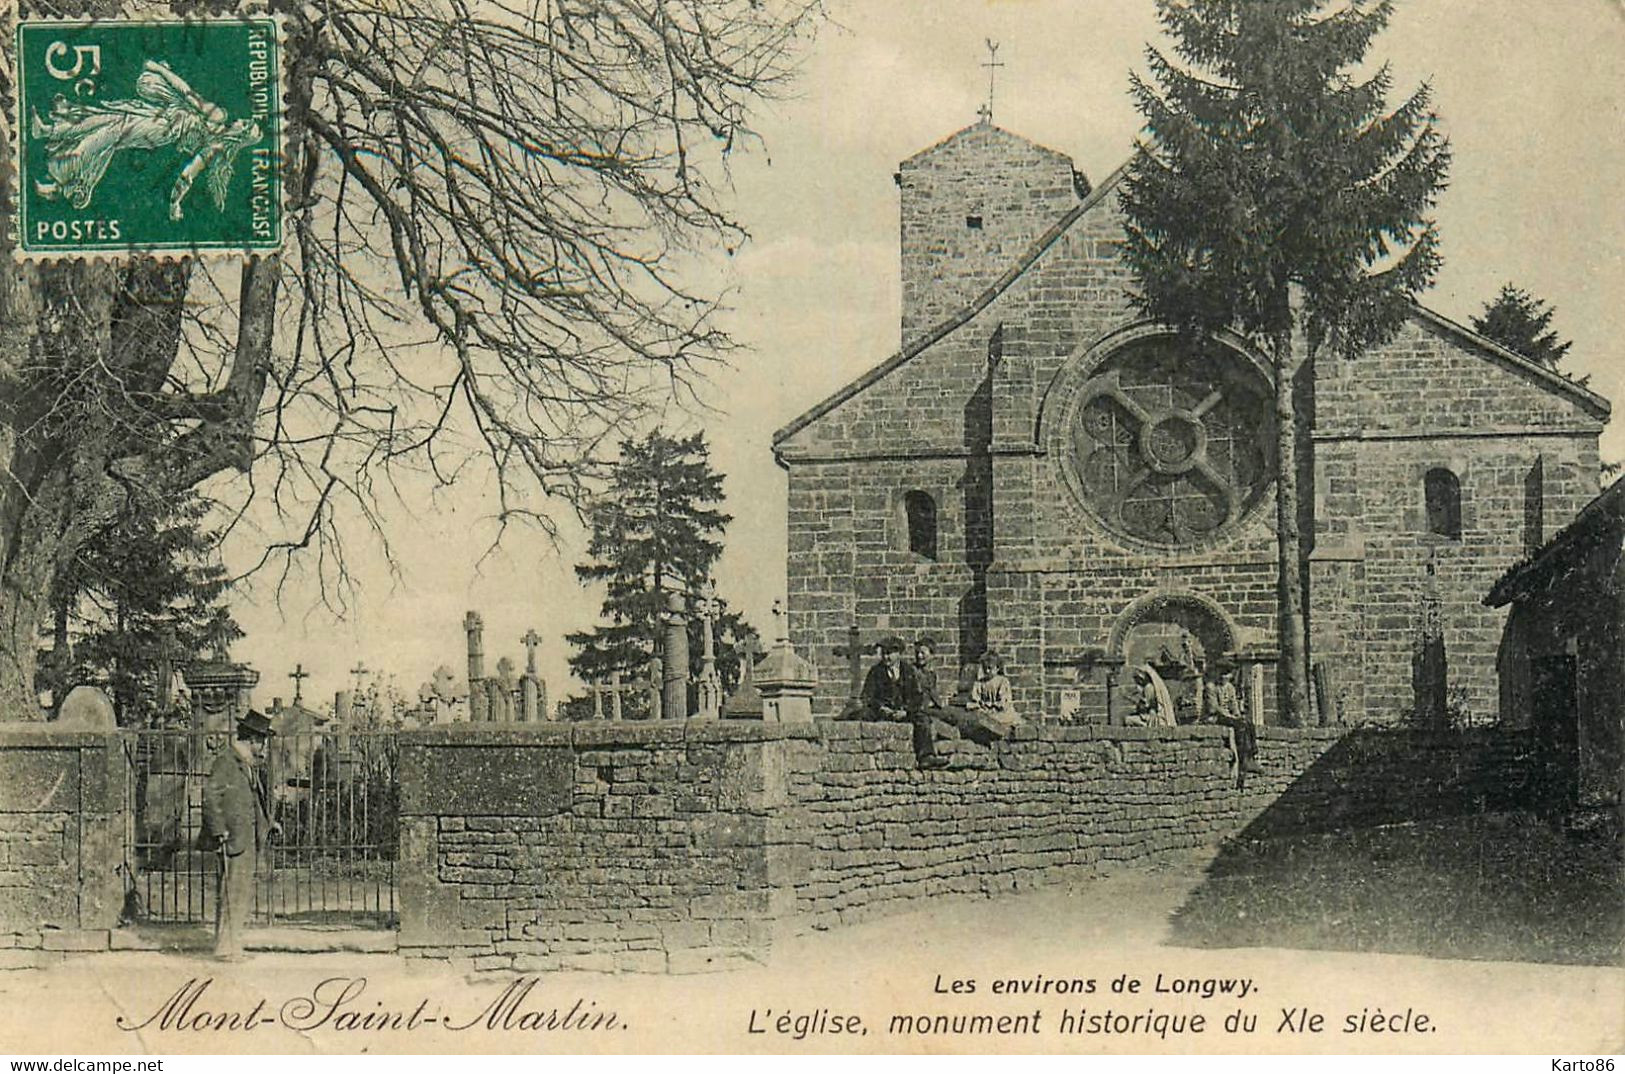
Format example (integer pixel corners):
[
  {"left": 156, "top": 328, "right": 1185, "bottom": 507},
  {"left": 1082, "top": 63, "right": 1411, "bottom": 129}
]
[
  {"left": 1203, "top": 660, "right": 1262, "bottom": 775},
  {"left": 860, "top": 636, "right": 947, "bottom": 769},
  {"left": 203, "top": 710, "right": 279, "bottom": 960}
]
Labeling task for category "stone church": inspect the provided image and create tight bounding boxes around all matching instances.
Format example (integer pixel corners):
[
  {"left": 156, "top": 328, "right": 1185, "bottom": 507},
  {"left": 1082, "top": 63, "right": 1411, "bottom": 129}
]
[{"left": 774, "top": 120, "right": 1611, "bottom": 724}]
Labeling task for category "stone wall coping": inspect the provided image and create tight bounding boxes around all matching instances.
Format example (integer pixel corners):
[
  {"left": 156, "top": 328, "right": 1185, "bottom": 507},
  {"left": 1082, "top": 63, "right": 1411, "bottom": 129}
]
[
  {"left": 400, "top": 719, "right": 825, "bottom": 748},
  {"left": 0, "top": 724, "right": 116, "bottom": 747},
  {"left": 397, "top": 719, "right": 1515, "bottom": 750}
]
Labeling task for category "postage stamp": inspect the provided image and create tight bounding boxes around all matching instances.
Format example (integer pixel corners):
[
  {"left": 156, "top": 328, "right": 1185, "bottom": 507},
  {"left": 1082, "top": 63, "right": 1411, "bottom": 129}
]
[{"left": 12, "top": 17, "right": 283, "bottom": 257}]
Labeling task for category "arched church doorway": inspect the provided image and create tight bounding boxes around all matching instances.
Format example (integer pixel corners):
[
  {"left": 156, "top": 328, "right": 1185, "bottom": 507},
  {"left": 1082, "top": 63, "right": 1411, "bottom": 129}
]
[{"left": 1108, "top": 591, "right": 1240, "bottom": 723}]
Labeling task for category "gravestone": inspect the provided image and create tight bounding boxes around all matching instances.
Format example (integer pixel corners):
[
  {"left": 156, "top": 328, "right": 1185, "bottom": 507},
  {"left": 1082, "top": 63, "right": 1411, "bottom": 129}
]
[
  {"left": 56, "top": 685, "right": 116, "bottom": 730},
  {"left": 493, "top": 657, "right": 517, "bottom": 722}
]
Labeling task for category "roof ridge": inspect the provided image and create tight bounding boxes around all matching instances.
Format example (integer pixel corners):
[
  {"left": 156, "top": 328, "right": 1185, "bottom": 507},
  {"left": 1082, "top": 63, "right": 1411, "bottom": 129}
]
[
  {"left": 772, "top": 159, "right": 1131, "bottom": 452},
  {"left": 898, "top": 119, "right": 1074, "bottom": 167}
]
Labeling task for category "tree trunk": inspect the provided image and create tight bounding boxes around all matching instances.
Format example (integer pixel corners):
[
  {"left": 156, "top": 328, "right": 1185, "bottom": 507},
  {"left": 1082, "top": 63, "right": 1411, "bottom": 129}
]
[
  {"left": 2, "top": 270, "right": 127, "bottom": 716},
  {"left": 0, "top": 0, "right": 296, "bottom": 718},
  {"left": 1, "top": 264, "right": 63, "bottom": 717},
  {"left": 1272, "top": 322, "right": 1310, "bottom": 727},
  {"left": 0, "top": 427, "right": 117, "bottom": 717},
  {"left": 0, "top": 255, "right": 281, "bottom": 716},
  {"left": 50, "top": 586, "right": 71, "bottom": 712},
  {"left": 0, "top": 467, "right": 68, "bottom": 717}
]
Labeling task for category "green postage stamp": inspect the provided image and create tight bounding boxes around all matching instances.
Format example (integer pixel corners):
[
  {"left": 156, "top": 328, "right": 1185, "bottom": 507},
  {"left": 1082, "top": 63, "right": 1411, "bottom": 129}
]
[{"left": 13, "top": 17, "right": 283, "bottom": 256}]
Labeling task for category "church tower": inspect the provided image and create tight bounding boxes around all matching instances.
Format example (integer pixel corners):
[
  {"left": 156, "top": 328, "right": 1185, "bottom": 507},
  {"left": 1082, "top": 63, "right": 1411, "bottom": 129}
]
[{"left": 897, "top": 120, "right": 1084, "bottom": 349}]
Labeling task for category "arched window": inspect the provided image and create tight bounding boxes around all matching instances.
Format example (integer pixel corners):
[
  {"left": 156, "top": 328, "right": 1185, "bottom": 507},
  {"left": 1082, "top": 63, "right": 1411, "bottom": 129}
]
[
  {"left": 1424, "top": 468, "right": 1462, "bottom": 539},
  {"left": 903, "top": 490, "right": 938, "bottom": 560}
]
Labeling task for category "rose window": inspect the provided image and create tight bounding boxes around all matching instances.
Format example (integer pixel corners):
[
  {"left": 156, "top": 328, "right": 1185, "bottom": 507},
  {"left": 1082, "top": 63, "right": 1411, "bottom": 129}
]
[{"left": 1066, "top": 336, "right": 1275, "bottom": 547}]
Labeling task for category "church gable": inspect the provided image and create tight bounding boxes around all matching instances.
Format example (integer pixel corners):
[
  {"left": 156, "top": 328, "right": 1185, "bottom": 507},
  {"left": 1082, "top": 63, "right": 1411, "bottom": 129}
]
[{"left": 1320, "top": 308, "right": 1610, "bottom": 437}]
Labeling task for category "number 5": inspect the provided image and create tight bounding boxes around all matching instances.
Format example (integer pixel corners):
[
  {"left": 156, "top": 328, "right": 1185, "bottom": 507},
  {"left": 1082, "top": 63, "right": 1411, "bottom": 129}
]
[{"left": 44, "top": 42, "right": 102, "bottom": 81}]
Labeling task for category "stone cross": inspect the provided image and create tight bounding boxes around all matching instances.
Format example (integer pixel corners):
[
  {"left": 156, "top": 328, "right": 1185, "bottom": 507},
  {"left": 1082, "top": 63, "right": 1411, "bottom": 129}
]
[
  {"left": 832, "top": 624, "right": 866, "bottom": 700},
  {"left": 463, "top": 610, "right": 485, "bottom": 685},
  {"left": 350, "top": 661, "right": 369, "bottom": 692},
  {"left": 518, "top": 632, "right": 544, "bottom": 723},
  {"left": 698, "top": 582, "right": 720, "bottom": 645},
  {"left": 288, "top": 663, "right": 310, "bottom": 705},
  {"left": 694, "top": 580, "right": 722, "bottom": 720},
  {"left": 493, "top": 657, "right": 517, "bottom": 722}
]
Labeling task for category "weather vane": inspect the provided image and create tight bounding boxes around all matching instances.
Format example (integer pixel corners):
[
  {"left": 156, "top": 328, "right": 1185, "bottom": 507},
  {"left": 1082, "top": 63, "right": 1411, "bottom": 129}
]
[{"left": 978, "top": 39, "right": 1004, "bottom": 123}]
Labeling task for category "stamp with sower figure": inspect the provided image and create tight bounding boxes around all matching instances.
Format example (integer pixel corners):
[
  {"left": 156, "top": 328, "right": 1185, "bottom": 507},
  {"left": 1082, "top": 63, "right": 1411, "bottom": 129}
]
[{"left": 13, "top": 17, "right": 283, "bottom": 256}]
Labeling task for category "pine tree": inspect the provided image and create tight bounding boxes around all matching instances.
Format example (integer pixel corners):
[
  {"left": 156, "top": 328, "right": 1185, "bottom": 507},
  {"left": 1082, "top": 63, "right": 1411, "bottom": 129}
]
[
  {"left": 51, "top": 489, "right": 241, "bottom": 725},
  {"left": 1121, "top": 0, "right": 1450, "bottom": 725},
  {"left": 564, "top": 430, "right": 754, "bottom": 716},
  {"left": 1471, "top": 283, "right": 1574, "bottom": 370}
]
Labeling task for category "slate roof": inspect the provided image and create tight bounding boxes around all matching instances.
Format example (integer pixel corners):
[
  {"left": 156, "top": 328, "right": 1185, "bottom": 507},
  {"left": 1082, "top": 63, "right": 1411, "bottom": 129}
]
[{"left": 1485, "top": 476, "right": 1625, "bottom": 607}]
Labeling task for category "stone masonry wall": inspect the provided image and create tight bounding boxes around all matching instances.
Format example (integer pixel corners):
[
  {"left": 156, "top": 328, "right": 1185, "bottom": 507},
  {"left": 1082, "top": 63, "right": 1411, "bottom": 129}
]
[
  {"left": 0, "top": 726, "right": 127, "bottom": 967},
  {"left": 0, "top": 718, "right": 1538, "bottom": 973},
  {"left": 900, "top": 121, "right": 1080, "bottom": 350},
  {"left": 397, "top": 722, "right": 813, "bottom": 973},
  {"left": 776, "top": 723, "right": 1531, "bottom": 929},
  {"left": 1312, "top": 316, "right": 1605, "bottom": 723},
  {"left": 787, "top": 456, "right": 989, "bottom": 713},
  {"left": 395, "top": 720, "right": 1533, "bottom": 966}
]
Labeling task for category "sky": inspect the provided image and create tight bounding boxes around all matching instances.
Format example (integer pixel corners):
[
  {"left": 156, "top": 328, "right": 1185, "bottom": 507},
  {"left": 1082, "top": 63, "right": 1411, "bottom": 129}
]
[{"left": 227, "top": 0, "right": 1625, "bottom": 714}]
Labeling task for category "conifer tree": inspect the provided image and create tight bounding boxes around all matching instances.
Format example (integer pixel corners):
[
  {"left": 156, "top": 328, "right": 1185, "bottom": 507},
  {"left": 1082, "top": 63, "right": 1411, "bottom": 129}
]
[
  {"left": 1121, "top": 0, "right": 1450, "bottom": 724},
  {"left": 565, "top": 430, "right": 754, "bottom": 716},
  {"left": 1471, "top": 283, "right": 1574, "bottom": 371},
  {"left": 51, "top": 489, "right": 240, "bottom": 725}
]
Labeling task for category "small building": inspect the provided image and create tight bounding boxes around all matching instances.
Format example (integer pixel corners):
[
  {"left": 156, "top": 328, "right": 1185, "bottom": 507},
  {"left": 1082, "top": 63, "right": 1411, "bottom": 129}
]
[{"left": 1486, "top": 476, "right": 1623, "bottom": 814}]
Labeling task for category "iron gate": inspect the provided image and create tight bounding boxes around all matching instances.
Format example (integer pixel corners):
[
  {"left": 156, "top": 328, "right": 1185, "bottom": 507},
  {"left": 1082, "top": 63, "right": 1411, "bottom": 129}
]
[{"left": 122, "top": 727, "right": 399, "bottom": 927}]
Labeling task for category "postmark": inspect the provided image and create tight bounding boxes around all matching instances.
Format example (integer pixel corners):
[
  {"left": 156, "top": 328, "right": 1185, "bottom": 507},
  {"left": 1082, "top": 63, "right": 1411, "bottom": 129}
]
[{"left": 13, "top": 16, "right": 283, "bottom": 257}]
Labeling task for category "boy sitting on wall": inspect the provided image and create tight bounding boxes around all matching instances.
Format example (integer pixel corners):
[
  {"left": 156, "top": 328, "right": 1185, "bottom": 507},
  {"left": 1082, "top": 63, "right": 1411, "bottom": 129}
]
[{"left": 859, "top": 636, "right": 949, "bottom": 770}]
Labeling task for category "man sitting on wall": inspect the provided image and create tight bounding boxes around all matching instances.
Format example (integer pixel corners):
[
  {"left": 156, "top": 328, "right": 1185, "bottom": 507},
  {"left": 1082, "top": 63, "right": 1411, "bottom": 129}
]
[
  {"left": 1203, "top": 660, "right": 1262, "bottom": 775},
  {"left": 860, "top": 636, "right": 948, "bottom": 770},
  {"left": 912, "top": 636, "right": 949, "bottom": 711},
  {"left": 911, "top": 636, "right": 963, "bottom": 742}
]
